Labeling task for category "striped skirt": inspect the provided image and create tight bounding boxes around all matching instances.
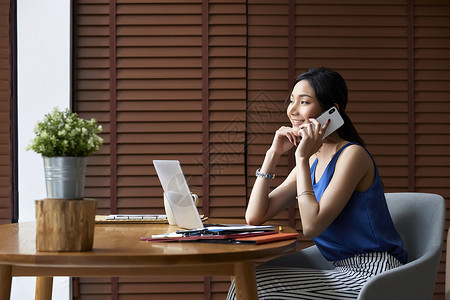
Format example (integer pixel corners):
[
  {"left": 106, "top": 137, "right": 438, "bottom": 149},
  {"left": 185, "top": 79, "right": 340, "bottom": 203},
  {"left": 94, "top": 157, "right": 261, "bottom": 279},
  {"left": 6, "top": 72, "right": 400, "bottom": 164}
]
[{"left": 226, "top": 252, "right": 403, "bottom": 300}]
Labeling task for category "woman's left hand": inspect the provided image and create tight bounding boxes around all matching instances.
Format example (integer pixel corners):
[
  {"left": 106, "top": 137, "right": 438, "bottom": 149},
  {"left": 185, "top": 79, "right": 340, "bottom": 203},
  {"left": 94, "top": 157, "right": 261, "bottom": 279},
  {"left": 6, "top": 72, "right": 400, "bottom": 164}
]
[{"left": 295, "top": 118, "right": 330, "bottom": 159}]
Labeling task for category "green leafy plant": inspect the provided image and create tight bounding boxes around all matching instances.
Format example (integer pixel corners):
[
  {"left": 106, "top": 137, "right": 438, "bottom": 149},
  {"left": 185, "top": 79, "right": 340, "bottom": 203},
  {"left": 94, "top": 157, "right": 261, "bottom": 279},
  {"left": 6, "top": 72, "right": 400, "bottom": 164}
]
[{"left": 26, "top": 107, "right": 103, "bottom": 157}]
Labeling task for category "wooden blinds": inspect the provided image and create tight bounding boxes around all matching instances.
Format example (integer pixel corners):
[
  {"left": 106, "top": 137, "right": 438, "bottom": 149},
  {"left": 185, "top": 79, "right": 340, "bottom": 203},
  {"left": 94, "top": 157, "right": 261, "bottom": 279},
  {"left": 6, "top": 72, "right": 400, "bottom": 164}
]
[
  {"left": 73, "top": 0, "right": 450, "bottom": 298},
  {"left": 0, "top": 0, "right": 11, "bottom": 225},
  {"left": 74, "top": 0, "right": 246, "bottom": 298}
]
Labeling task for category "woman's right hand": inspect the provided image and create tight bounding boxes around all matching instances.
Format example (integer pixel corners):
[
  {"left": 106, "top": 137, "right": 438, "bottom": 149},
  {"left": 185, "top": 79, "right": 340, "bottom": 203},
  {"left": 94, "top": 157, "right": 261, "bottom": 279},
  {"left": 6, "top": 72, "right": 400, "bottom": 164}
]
[{"left": 269, "top": 126, "right": 301, "bottom": 155}]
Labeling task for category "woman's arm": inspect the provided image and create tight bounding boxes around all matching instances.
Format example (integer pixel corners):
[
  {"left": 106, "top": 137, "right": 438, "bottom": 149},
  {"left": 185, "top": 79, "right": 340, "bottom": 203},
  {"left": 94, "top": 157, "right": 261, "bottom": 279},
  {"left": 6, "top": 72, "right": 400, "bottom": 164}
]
[
  {"left": 245, "top": 150, "right": 296, "bottom": 225},
  {"left": 296, "top": 144, "right": 374, "bottom": 237},
  {"left": 245, "top": 126, "right": 301, "bottom": 225}
]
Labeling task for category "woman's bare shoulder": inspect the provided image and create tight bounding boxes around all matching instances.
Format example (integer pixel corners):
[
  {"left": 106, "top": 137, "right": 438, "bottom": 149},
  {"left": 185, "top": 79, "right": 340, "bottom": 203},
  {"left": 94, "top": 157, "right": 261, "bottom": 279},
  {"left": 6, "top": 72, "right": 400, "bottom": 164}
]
[
  {"left": 342, "top": 143, "right": 369, "bottom": 155},
  {"left": 338, "top": 144, "right": 373, "bottom": 167}
]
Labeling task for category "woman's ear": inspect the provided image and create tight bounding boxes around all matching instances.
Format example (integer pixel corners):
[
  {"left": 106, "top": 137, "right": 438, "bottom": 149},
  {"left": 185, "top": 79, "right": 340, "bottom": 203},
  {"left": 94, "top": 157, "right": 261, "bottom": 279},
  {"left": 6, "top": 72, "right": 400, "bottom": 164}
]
[{"left": 334, "top": 103, "right": 340, "bottom": 111}]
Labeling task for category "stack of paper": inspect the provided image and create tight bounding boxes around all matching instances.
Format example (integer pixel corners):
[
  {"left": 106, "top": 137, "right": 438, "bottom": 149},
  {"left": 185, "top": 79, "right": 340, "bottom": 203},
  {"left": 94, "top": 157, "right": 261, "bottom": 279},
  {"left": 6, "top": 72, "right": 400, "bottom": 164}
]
[{"left": 140, "top": 225, "right": 299, "bottom": 244}]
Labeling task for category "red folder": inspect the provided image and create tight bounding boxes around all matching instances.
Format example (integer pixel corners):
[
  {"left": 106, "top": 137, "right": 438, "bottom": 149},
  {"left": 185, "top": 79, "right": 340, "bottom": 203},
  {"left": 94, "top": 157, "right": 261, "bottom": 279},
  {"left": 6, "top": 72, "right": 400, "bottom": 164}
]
[{"left": 235, "top": 232, "right": 299, "bottom": 244}]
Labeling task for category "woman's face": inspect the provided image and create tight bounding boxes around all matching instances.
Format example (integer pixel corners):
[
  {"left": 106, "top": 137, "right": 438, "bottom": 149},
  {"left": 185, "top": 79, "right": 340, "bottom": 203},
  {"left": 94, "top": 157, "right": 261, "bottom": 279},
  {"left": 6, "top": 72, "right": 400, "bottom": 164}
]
[{"left": 287, "top": 80, "right": 323, "bottom": 136}]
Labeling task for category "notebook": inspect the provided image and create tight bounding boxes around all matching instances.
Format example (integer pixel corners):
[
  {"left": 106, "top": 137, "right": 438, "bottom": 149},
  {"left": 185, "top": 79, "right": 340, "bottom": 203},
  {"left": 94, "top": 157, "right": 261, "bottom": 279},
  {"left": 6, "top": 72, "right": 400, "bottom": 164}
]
[
  {"left": 153, "top": 160, "right": 205, "bottom": 229},
  {"left": 235, "top": 232, "right": 300, "bottom": 244}
]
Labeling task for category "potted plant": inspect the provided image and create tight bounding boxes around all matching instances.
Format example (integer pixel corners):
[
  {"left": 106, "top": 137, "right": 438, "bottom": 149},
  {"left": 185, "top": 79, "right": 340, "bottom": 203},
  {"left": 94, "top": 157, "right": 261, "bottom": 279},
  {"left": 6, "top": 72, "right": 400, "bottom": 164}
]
[{"left": 27, "top": 107, "right": 103, "bottom": 199}]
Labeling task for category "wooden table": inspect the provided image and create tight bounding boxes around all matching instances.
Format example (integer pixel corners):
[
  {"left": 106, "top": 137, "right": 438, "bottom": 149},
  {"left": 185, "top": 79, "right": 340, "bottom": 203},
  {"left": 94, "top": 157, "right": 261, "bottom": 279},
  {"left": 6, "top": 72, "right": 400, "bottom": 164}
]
[{"left": 0, "top": 220, "right": 298, "bottom": 300}]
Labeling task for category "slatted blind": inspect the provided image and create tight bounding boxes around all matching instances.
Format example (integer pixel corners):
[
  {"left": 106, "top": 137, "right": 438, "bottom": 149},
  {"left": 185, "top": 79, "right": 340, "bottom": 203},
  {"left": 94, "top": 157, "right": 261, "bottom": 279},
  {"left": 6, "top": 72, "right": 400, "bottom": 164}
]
[
  {"left": 75, "top": 0, "right": 111, "bottom": 216},
  {"left": 73, "top": 0, "right": 450, "bottom": 298},
  {"left": 74, "top": 1, "right": 115, "bottom": 296},
  {"left": 76, "top": 0, "right": 208, "bottom": 298},
  {"left": 246, "top": 0, "right": 294, "bottom": 228},
  {"left": 0, "top": 0, "right": 11, "bottom": 225},
  {"left": 208, "top": 2, "right": 247, "bottom": 297},
  {"left": 414, "top": 0, "right": 450, "bottom": 295},
  {"left": 294, "top": 0, "right": 410, "bottom": 191},
  {"left": 208, "top": 0, "right": 247, "bottom": 219}
]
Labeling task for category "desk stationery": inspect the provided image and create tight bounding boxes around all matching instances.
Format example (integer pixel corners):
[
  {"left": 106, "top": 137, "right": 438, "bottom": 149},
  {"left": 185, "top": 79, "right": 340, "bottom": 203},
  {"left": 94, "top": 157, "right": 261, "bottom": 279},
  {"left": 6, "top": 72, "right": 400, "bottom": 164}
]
[{"left": 0, "top": 220, "right": 298, "bottom": 300}]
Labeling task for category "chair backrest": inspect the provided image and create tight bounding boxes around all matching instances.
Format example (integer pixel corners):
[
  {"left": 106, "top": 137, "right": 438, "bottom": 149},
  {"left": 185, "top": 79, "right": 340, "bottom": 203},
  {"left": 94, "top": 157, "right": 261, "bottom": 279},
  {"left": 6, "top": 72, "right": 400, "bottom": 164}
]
[
  {"left": 358, "top": 193, "right": 445, "bottom": 300},
  {"left": 385, "top": 192, "right": 445, "bottom": 263}
]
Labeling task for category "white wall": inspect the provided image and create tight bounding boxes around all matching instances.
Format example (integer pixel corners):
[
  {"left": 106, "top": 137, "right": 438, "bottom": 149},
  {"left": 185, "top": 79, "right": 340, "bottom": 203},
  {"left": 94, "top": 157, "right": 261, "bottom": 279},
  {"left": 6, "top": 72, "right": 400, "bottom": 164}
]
[{"left": 15, "top": 0, "right": 71, "bottom": 298}]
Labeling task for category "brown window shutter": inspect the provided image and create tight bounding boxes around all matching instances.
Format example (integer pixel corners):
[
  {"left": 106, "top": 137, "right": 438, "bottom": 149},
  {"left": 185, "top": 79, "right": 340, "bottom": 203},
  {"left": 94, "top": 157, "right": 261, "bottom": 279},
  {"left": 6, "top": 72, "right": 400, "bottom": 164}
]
[
  {"left": 75, "top": 0, "right": 209, "bottom": 298},
  {"left": 414, "top": 2, "right": 450, "bottom": 194},
  {"left": 247, "top": 1, "right": 294, "bottom": 229},
  {"left": 0, "top": 0, "right": 11, "bottom": 224},
  {"left": 73, "top": 0, "right": 450, "bottom": 299},
  {"left": 414, "top": 2, "right": 450, "bottom": 296},
  {"left": 75, "top": 1, "right": 112, "bottom": 215},
  {"left": 295, "top": 1, "right": 411, "bottom": 192},
  {"left": 208, "top": 1, "right": 247, "bottom": 220}
]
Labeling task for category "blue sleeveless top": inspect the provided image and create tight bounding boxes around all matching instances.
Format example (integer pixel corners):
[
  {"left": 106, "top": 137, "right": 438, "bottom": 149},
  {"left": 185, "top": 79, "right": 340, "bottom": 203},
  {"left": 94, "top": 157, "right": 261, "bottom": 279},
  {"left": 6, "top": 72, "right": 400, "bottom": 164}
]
[{"left": 310, "top": 143, "right": 407, "bottom": 264}]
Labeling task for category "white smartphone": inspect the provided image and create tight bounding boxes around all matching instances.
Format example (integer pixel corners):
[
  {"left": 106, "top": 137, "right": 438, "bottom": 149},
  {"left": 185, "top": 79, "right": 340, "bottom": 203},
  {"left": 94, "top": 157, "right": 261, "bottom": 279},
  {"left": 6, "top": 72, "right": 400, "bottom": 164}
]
[{"left": 315, "top": 107, "right": 344, "bottom": 139}]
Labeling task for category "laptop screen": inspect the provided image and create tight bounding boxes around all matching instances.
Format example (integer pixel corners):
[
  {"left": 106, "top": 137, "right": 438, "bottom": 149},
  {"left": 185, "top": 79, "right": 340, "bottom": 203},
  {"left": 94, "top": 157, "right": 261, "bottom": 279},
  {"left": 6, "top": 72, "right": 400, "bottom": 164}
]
[{"left": 153, "top": 160, "right": 204, "bottom": 229}]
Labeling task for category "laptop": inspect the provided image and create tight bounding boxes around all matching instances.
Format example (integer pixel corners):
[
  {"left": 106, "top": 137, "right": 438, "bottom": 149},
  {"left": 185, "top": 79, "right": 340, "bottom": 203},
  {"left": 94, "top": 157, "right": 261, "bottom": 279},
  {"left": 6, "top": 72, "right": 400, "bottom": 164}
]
[
  {"left": 153, "top": 160, "right": 204, "bottom": 229},
  {"left": 153, "top": 160, "right": 277, "bottom": 234}
]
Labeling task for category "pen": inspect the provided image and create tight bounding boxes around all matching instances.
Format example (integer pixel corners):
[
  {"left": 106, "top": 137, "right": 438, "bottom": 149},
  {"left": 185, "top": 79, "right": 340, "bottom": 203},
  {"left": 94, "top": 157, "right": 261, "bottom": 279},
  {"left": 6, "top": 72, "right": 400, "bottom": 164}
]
[
  {"left": 176, "top": 228, "right": 214, "bottom": 237},
  {"left": 176, "top": 228, "right": 211, "bottom": 237}
]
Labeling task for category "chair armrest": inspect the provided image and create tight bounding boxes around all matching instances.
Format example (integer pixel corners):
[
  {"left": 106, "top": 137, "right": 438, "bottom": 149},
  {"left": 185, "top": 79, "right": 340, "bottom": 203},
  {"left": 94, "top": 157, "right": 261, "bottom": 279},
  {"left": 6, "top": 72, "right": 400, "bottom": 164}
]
[{"left": 357, "top": 245, "right": 442, "bottom": 300}]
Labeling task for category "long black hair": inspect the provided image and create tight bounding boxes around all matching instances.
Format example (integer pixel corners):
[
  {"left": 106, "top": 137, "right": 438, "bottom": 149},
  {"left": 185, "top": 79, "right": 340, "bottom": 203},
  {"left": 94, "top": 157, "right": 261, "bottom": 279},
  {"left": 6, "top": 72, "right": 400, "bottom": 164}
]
[{"left": 286, "top": 67, "right": 365, "bottom": 146}]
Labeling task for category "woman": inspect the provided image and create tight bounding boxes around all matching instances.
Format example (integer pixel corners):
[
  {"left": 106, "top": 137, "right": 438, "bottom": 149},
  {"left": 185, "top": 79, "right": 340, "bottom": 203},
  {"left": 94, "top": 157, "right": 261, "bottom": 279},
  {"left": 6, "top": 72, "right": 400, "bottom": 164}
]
[{"left": 227, "top": 67, "right": 407, "bottom": 299}]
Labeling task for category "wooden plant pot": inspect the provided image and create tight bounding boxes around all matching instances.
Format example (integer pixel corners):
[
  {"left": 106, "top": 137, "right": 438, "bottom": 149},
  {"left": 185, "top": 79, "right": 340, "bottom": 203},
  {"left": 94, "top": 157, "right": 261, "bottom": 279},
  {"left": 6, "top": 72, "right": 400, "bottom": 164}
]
[{"left": 35, "top": 198, "right": 97, "bottom": 252}]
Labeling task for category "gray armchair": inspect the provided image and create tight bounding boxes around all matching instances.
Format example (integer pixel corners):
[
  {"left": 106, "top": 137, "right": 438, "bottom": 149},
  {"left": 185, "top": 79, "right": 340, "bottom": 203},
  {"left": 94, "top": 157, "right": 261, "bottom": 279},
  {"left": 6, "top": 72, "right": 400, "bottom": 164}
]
[{"left": 261, "top": 193, "right": 445, "bottom": 300}]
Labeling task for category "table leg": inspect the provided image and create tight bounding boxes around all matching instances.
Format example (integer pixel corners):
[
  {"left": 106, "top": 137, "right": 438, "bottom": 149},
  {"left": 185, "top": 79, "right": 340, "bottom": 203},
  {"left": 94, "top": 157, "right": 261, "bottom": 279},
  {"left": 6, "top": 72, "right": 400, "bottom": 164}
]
[
  {"left": 234, "top": 261, "right": 258, "bottom": 300},
  {"left": 36, "top": 276, "right": 53, "bottom": 300},
  {"left": 0, "top": 265, "right": 12, "bottom": 300}
]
